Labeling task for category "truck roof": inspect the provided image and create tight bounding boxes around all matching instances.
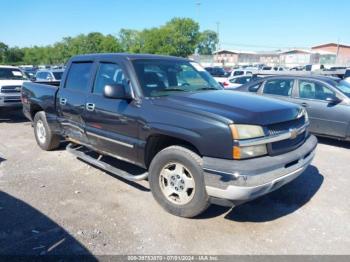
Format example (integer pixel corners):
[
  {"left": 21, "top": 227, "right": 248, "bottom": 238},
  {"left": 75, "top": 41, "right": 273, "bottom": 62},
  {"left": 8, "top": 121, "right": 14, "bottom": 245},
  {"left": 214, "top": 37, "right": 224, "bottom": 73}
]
[
  {"left": 0, "top": 65, "right": 19, "bottom": 69},
  {"left": 71, "top": 53, "right": 190, "bottom": 62}
]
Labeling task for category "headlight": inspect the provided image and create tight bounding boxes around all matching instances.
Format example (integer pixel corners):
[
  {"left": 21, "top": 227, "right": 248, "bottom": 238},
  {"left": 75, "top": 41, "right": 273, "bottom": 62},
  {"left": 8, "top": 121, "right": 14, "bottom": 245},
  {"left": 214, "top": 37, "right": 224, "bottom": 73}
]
[
  {"left": 230, "top": 124, "right": 267, "bottom": 159},
  {"left": 233, "top": 144, "right": 267, "bottom": 159},
  {"left": 230, "top": 124, "right": 265, "bottom": 140}
]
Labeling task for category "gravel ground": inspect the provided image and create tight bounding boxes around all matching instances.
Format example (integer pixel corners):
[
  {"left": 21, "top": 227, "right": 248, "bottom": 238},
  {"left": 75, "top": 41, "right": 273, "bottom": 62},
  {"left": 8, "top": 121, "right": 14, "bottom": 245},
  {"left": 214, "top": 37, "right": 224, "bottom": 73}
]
[{"left": 0, "top": 108, "right": 349, "bottom": 256}]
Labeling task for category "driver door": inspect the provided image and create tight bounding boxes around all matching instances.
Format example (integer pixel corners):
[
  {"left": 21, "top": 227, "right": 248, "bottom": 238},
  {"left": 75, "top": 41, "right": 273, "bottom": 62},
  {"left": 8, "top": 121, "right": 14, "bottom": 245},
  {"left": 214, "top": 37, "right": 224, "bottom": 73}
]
[{"left": 84, "top": 61, "right": 139, "bottom": 163}]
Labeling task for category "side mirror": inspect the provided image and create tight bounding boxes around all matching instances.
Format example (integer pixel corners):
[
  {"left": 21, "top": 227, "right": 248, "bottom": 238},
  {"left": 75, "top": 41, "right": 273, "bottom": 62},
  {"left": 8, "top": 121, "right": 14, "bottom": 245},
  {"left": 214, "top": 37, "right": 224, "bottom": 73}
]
[
  {"left": 103, "top": 84, "right": 131, "bottom": 100},
  {"left": 326, "top": 96, "right": 342, "bottom": 104}
]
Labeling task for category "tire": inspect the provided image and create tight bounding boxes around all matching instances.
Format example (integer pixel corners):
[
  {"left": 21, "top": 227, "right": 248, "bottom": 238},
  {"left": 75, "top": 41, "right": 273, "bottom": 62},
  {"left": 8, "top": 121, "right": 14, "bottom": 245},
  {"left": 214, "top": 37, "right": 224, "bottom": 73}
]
[
  {"left": 33, "top": 111, "right": 60, "bottom": 151},
  {"left": 149, "top": 146, "right": 210, "bottom": 218}
]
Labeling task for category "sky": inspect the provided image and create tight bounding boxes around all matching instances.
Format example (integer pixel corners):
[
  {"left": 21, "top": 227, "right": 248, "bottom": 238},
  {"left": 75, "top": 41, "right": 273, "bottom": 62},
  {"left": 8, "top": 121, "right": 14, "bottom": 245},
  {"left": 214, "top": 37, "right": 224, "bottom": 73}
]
[{"left": 1, "top": 0, "right": 349, "bottom": 51}]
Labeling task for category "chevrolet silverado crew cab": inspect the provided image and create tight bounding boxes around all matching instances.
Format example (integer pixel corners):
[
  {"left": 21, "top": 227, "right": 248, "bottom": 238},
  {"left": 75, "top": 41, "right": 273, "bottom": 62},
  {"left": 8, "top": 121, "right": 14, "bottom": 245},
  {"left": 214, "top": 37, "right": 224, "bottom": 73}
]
[
  {"left": 0, "top": 66, "right": 28, "bottom": 108},
  {"left": 22, "top": 54, "right": 317, "bottom": 217}
]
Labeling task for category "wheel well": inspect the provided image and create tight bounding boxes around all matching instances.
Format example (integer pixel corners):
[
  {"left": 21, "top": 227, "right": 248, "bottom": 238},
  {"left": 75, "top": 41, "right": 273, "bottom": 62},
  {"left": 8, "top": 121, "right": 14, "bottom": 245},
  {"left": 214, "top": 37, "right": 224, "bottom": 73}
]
[
  {"left": 30, "top": 104, "right": 44, "bottom": 120},
  {"left": 144, "top": 134, "right": 200, "bottom": 168}
]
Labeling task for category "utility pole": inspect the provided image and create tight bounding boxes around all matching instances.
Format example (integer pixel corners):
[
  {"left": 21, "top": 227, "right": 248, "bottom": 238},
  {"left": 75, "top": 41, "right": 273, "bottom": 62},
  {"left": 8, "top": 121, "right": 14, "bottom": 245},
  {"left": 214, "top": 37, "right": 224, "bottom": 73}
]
[
  {"left": 336, "top": 38, "right": 340, "bottom": 65},
  {"left": 196, "top": 1, "right": 201, "bottom": 24},
  {"left": 216, "top": 21, "right": 220, "bottom": 51}
]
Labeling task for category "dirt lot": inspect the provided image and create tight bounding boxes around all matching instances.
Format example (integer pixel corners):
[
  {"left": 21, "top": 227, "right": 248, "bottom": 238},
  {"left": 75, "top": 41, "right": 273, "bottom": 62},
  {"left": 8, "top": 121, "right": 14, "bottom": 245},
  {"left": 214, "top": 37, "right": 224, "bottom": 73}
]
[{"left": 0, "top": 108, "right": 349, "bottom": 256}]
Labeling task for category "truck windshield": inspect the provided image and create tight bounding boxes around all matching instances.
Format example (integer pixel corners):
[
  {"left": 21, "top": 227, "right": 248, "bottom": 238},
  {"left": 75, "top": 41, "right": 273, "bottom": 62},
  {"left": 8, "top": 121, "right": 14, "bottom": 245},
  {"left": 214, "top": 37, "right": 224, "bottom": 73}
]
[
  {"left": 132, "top": 60, "right": 222, "bottom": 97},
  {"left": 0, "top": 68, "right": 27, "bottom": 80}
]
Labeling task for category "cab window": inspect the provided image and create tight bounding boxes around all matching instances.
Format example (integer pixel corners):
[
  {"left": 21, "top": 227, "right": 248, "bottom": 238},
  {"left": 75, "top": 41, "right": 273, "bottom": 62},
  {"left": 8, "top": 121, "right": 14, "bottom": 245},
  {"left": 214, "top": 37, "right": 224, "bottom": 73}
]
[
  {"left": 93, "top": 63, "right": 126, "bottom": 95},
  {"left": 65, "top": 62, "right": 93, "bottom": 92}
]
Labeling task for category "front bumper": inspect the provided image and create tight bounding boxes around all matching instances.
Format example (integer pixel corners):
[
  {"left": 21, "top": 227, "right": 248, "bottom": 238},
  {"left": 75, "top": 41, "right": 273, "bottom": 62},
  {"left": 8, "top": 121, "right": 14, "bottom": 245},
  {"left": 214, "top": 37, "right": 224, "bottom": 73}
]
[
  {"left": 0, "top": 94, "right": 22, "bottom": 107},
  {"left": 204, "top": 135, "right": 317, "bottom": 201}
]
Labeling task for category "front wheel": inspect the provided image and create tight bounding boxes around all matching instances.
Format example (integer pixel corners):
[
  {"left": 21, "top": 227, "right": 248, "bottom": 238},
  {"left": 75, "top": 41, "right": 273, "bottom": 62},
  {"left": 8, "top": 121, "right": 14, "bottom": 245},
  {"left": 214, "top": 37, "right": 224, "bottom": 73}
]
[
  {"left": 33, "top": 111, "right": 60, "bottom": 151},
  {"left": 148, "top": 146, "right": 210, "bottom": 218}
]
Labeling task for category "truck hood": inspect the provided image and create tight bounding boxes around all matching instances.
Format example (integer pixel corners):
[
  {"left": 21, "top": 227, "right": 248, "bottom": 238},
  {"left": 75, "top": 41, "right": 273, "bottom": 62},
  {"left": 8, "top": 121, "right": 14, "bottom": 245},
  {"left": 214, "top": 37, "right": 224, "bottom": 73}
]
[
  {"left": 151, "top": 90, "right": 301, "bottom": 126},
  {"left": 0, "top": 80, "right": 28, "bottom": 87}
]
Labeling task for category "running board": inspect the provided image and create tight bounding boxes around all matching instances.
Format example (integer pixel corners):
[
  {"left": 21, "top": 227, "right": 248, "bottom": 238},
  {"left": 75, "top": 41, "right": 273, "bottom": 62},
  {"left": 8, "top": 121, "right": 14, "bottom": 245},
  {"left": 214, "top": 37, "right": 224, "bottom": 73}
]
[{"left": 66, "top": 143, "right": 148, "bottom": 181}]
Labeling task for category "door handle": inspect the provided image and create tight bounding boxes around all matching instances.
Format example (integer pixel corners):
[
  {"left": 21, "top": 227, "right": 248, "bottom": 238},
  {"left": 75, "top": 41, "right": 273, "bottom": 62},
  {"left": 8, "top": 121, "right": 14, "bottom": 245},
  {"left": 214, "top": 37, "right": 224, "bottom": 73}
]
[
  {"left": 301, "top": 102, "right": 309, "bottom": 108},
  {"left": 86, "top": 103, "right": 95, "bottom": 112},
  {"left": 60, "top": 98, "right": 67, "bottom": 105}
]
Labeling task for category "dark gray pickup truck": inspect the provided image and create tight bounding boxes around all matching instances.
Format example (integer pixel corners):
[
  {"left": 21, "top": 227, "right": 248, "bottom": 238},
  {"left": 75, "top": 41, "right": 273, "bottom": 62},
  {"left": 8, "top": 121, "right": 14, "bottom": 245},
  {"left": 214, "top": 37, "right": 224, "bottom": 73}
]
[{"left": 21, "top": 54, "right": 317, "bottom": 217}]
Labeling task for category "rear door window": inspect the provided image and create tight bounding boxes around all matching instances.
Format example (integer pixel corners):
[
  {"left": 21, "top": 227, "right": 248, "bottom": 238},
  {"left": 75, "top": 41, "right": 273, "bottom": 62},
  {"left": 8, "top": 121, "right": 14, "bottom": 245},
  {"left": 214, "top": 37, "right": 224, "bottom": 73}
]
[
  {"left": 233, "top": 71, "right": 244, "bottom": 76},
  {"left": 263, "top": 79, "right": 294, "bottom": 97},
  {"left": 65, "top": 62, "right": 93, "bottom": 92}
]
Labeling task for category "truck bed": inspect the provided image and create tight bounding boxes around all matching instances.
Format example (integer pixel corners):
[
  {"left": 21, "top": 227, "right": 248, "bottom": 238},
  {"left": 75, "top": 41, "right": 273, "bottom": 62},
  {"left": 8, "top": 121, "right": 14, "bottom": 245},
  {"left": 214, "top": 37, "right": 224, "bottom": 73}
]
[{"left": 21, "top": 81, "right": 59, "bottom": 120}]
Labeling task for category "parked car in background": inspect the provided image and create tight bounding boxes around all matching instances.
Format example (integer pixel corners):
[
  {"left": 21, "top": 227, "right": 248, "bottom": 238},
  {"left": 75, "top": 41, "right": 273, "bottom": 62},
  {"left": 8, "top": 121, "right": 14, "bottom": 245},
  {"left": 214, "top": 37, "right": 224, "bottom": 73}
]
[
  {"left": 22, "top": 53, "right": 316, "bottom": 217},
  {"left": 228, "top": 75, "right": 262, "bottom": 89},
  {"left": 230, "top": 69, "right": 254, "bottom": 77},
  {"left": 21, "top": 68, "right": 37, "bottom": 81},
  {"left": 204, "top": 66, "right": 231, "bottom": 87},
  {"left": 344, "top": 68, "right": 350, "bottom": 83},
  {"left": 232, "top": 75, "right": 350, "bottom": 140},
  {"left": 0, "top": 66, "right": 29, "bottom": 108},
  {"left": 35, "top": 69, "right": 64, "bottom": 82},
  {"left": 290, "top": 66, "right": 304, "bottom": 71},
  {"left": 273, "top": 66, "right": 285, "bottom": 71}
]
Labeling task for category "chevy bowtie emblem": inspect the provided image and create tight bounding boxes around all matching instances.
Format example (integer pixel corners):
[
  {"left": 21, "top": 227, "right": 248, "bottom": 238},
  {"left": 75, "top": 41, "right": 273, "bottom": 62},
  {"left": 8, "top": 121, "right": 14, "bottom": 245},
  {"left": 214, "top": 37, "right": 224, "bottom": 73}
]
[
  {"left": 15, "top": 87, "right": 21, "bottom": 91},
  {"left": 289, "top": 128, "right": 298, "bottom": 139}
]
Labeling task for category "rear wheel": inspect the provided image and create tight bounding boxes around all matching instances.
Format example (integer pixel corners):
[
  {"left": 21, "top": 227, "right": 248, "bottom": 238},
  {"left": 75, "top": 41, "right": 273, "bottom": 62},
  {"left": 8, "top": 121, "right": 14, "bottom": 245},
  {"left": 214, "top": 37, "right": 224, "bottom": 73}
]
[
  {"left": 149, "top": 146, "right": 210, "bottom": 218},
  {"left": 33, "top": 111, "right": 60, "bottom": 151}
]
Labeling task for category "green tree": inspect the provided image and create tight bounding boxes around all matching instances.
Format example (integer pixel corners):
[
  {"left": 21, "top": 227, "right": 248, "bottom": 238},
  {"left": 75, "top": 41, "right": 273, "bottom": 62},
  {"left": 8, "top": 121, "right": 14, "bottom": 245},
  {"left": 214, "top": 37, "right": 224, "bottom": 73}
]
[
  {"left": 0, "top": 42, "right": 8, "bottom": 63},
  {"left": 197, "top": 30, "right": 218, "bottom": 55},
  {"left": 138, "top": 18, "right": 200, "bottom": 57},
  {"left": 119, "top": 29, "right": 142, "bottom": 53},
  {"left": 5, "top": 47, "right": 24, "bottom": 64}
]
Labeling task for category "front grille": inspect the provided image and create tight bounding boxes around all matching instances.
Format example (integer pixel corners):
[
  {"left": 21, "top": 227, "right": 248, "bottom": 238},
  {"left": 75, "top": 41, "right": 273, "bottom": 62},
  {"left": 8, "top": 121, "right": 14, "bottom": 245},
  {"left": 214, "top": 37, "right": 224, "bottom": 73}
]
[
  {"left": 267, "top": 116, "right": 307, "bottom": 156},
  {"left": 268, "top": 116, "right": 305, "bottom": 136},
  {"left": 269, "top": 132, "right": 307, "bottom": 156},
  {"left": 0, "top": 86, "right": 21, "bottom": 93},
  {"left": 3, "top": 96, "right": 21, "bottom": 103}
]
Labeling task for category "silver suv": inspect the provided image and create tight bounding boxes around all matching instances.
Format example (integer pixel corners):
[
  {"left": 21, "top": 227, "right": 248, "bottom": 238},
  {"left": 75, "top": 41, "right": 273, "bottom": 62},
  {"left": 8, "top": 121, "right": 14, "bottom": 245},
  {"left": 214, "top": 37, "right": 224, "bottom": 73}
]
[{"left": 0, "top": 66, "right": 28, "bottom": 108}]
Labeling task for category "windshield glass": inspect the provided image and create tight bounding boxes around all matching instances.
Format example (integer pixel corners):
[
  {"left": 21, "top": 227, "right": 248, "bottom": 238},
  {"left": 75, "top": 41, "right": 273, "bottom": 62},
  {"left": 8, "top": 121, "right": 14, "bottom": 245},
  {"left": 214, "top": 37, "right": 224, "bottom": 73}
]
[
  {"left": 336, "top": 81, "right": 350, "bottom": 98},
  {"left": 0, "top": 68, "right": 27, "bottom": 80},
  {"left": 132, "top": 60, "right": 222, "bottom": 97},
  {"left": 53, "top": 72, "right": 63, "bottom": 80}
]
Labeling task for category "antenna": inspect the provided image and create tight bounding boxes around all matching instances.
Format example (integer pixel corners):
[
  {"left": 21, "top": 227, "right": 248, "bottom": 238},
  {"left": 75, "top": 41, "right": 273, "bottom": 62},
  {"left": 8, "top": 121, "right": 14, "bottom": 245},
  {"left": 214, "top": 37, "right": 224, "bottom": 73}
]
[{"left": 216, "top": 21, "right": 221, "bottom": 51}]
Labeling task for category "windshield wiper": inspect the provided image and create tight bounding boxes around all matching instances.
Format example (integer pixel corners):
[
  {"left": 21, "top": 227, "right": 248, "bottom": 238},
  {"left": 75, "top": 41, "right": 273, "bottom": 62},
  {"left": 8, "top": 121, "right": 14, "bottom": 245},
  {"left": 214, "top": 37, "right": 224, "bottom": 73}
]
[
  {"left": 196, "top": 87, "right": 219, "bottom": 91},
  {"left": 162, "top": 88, "right": 187, "bottom": 92}
]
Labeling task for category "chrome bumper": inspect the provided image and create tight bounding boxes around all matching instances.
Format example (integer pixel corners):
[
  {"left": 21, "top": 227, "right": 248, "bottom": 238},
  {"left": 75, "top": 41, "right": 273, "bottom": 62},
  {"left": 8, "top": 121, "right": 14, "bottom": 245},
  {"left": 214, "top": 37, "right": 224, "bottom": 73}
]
[
  {"left": 204, "top": 135, "right": 317, "bottom": 201},
  {"left": 0, "top": 93, "right": 22, "bottom": 107}
]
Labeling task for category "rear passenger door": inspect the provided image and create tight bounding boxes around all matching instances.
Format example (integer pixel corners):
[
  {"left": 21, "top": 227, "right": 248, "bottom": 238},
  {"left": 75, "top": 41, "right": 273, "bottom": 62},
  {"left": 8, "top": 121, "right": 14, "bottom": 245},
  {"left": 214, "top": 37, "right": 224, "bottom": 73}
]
[
  {"left": 56, "top": 61, "right": 95, "bottom": 142},
  {"left": 84, "top": 61, "right": 139, "bottom": 163},
  {"left": 293, "top": 79, "right": 348, "bottom": 138}
]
